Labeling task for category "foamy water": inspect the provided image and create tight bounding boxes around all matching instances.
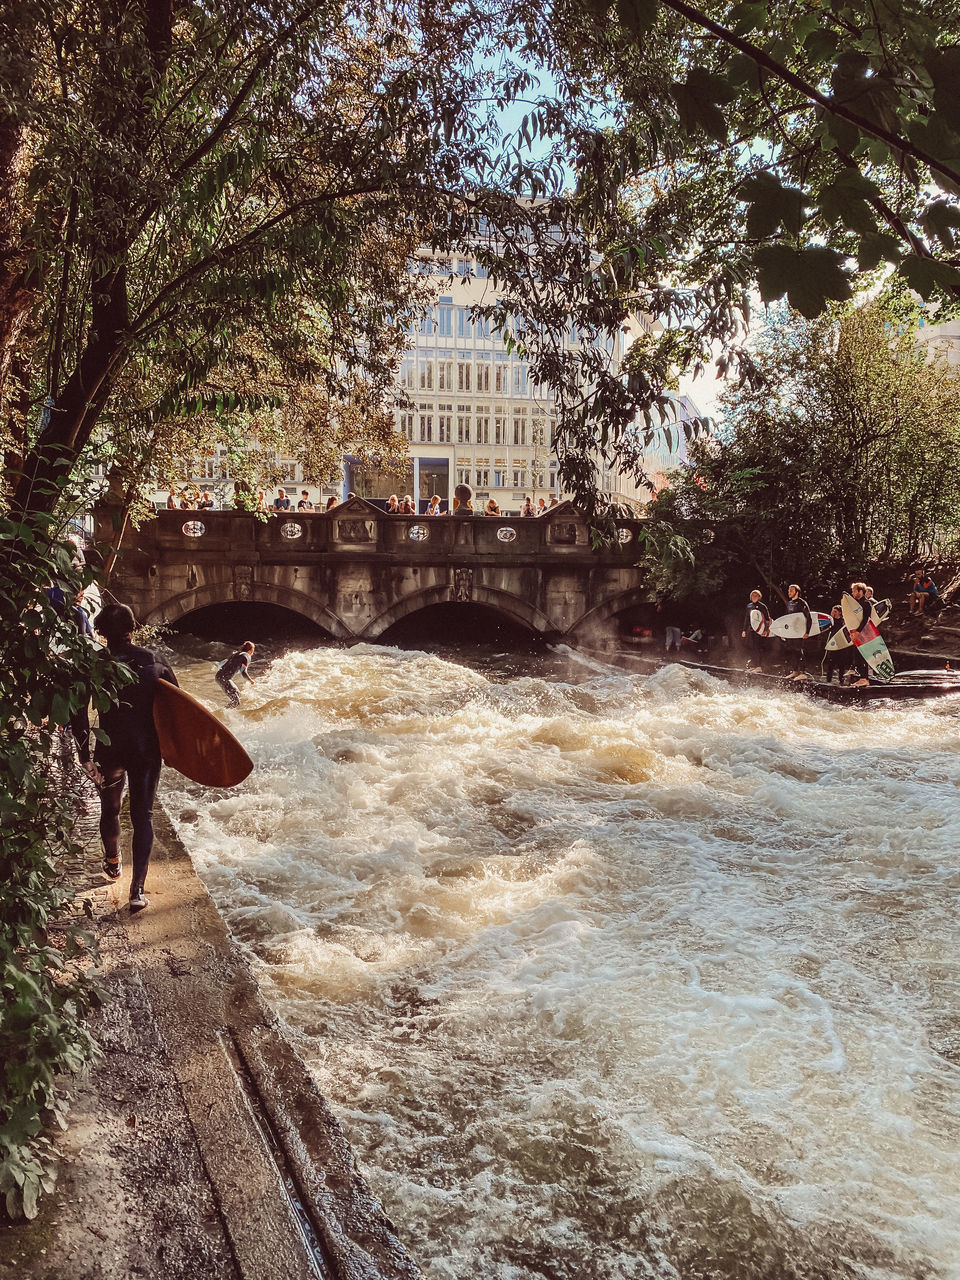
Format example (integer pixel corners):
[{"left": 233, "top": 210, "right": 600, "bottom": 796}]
[{"left": 163, "top": 643, "right": 960, "bottom": 1280}]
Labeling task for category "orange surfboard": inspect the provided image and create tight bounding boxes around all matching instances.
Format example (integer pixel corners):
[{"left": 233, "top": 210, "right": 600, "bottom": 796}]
[{"left": 153, "top": 679, "right": 253, "bottom": 787}]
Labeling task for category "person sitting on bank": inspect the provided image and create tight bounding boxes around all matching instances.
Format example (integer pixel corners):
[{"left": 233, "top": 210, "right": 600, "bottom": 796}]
[
  {"left": 166, "top": 486, "right": 178, "bottom": 510},
  {"left": 426, "top": 495, "right": 443, "bottom": 515},
  {"left": 485, "top": 498, "right": 500, "bottom": 516},
  {"left": 401, "top": 494, "right": 416, "bottom": 514},
  {"left": 216, "top": 642, "right": 255, "bottom": 708},
  {"left": 452, "top": 482, "right": 474, "bottom": 515},
  {"left": 179, "top": 492, "right": 195, "bottom": 510},
  {"left": 297, "top": 490, "right": 314, "bottom": 511},
  {"left": 197, "top": 491, "right": 215, "bottom": 509},
  {"left": 70, "top": 604, "right": 179, "bottom": 913},
  {"left": 740, "top": 588, "right": 771, "bottom": 672},
  {"left": 520, "top": 495, "right": 536, "bottom": 517},
  {"left": 273, "top": 488, "right": 291, "bottom": 511},
  {"left": 386, "top": 494, "right": 400, "bottom": 513},
  {"left": 909, "top": 569, "right": 938, "bottom": 615}
]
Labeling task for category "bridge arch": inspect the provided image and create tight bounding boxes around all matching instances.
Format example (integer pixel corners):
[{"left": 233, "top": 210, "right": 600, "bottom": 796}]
[
  {"left": 566, "top": 589, "right": 646, "bottom": 643},
  {"left": 357, "top": 583, "right": 558, "bottom": 642},
  {"left": 141, "top": 582, "right": 352, "bottom": 640}
]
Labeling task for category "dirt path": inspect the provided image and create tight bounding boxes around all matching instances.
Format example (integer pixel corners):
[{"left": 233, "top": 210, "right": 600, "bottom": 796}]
[{"left": 0, "top": 804, "right": 421, "bottom": 1280}]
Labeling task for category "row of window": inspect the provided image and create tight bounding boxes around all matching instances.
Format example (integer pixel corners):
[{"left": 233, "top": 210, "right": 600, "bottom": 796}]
[
  {"left": 400, "top": 357, "right": 549, "bottom": 397},
  {"left": 413, "top": 308, "right": 591, "bottom": 348},
  {"left": 454, "top": 467, "right": 553, "bottom": 490},
  {"left": 399, "top": 409, "right": 554, "bottom": 448}
]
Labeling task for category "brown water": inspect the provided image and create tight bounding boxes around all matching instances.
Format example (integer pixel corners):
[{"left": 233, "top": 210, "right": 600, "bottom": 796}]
[{"left": 163, "top": 640, "right": 960, "bottom": 1280}]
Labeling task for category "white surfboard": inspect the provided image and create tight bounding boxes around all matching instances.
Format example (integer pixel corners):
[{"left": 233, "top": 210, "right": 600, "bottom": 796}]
[
  {"left": 842, "top": 594, "right": 891, "bottom": 632},
  {"left": 769, "top": 611, "right": 831, "bottom": 639},
  {"left": 749, "top": 607, "right": 766, "bottom": 634},
  {"left": 825, "top": 625, "right": 852, "bottom": 652}
]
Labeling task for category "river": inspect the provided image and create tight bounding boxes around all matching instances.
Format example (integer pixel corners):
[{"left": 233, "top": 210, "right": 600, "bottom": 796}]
[{"left": 162, "top": 637, "right": 960, "bottom": 1280}]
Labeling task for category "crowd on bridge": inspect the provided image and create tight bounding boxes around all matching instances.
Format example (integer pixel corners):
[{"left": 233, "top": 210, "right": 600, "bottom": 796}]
[{"left": 164, "top": 481, "right": 565, "bottom": 519}]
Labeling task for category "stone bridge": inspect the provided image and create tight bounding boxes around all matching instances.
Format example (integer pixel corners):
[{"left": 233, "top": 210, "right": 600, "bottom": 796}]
[{"left": 98, "top": 497, "right": 648, "bottom": 643}]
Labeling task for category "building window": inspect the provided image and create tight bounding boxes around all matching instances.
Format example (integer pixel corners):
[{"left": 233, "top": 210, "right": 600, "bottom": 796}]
[
  {"left": 457, "top": 308, "right": 472, "bottom": 338},
  {"left": 476, "top": 314, "right": 490, "bottom": 337},
  {"left": 493, "top": 468, "right": 507, "bottom": 487},
  {"left": 400, "top": 358, "right": 415, "bottom": 389},
  {"left": 513, "top": 366, "right": 528, "bottom": 395},
  {"left": 457, "top": 466, "right": 471, "bottom": 486},
  {"left": 494, "top": 411, "right": 507, "bottom": 445},
  {"left": 512, "top": 468, "right": 526, "bottom": 488},
  {"left": 400, "top": 412, "right": 415, "bottom": 441},
  {"left": 419, "top": 410, "right": 433, "bottom": 442},
  {"left": 438, "top": 360, "right": 454, "bottom": 391},
  {"left": 476, "top": 357, "right": 491, "bottom": 391},
  {"left": 476, "top": 415, "right": 490, "bottom": 444},
  {"left": 438, "top": 306, "right": 453, "bottom": 337},
  {"left": 532, "top": 470, "right": 545, "bottom": 489},
  {"left": 495, "top": 363, "right": 509, "bottom": 394},
  {"left": 421, "top": 309, "right": 435, "bottom": 336},
  {"left": 418, "top": 359, "right": 433, "bottom": 391},
  {"left": 475, "top": 468, "right": 489, "bottom": 488},
  {"left": 532, "top": 422, "right": 546, "bottom": 447},
  {"left": 512, "top": 411, "right": 528, "bottom": 447},
  {"left": 457, "top": 258, "right": 471, "bottom": 276},
  {"left": 438, "top": 407, "right": 453, "bottom": 443},
  {"left": 457, "top": 413, "right": 471, "bottom": 444},
  {"left": 457, "top": 361, "right": 472, "bottom": 392}
]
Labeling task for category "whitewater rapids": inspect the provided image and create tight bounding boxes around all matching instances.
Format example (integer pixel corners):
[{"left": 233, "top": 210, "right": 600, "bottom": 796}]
[{"left": 162, "top": 642, "right": 960, "bottom": 1280}]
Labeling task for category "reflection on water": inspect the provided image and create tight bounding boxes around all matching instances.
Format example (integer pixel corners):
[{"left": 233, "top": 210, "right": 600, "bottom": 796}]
[{"left": 163, "top": 640, "right": 960, "bottom": 1280}]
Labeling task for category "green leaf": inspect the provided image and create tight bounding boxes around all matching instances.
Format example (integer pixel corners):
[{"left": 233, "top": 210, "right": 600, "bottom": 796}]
[
  {"left": 921, "top": 200, "right": 960, "bottom": 250},
  {"left": 754, "top": 245, "right": 851, "bottom": 316},
  {"left": 739, "top": 172, "right": 805, "bottom": 238},
  {"left": 728, "top": 2, "right": 766, "bottom": 34},
  {"left": 898, "top": 256, "right": 960, "bottom": 300},
  {"left": 616, "top": 0, "right": 659, "bottom": 37},
  {"left": 857, "top": 232, "right": 901, "bottom": 271},
  {"left": 817, "top": 171, "right": 880, "bottom": 234},
  {"left": 925, "top": 46, "right": 960, "bottom": 134},
  {"left": 804, "top": 28, "right": 840, "bottom": 64}
]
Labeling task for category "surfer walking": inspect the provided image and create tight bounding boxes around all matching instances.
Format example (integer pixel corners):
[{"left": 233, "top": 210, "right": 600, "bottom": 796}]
[
  {"left": 741, "top": 589, "right": 771, "bottom": 672},
  {"left": 70, "top": 604, "right": 178, "bottom": 912},
  {"left": 217, "top": 642, "right": 255, "bottom": 707},
  {"left": 783, "top": 583, "right": 813, "bottom": 679}
]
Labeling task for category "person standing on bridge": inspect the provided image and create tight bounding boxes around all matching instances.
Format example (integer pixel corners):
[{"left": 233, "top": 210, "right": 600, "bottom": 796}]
[{"left": 216, "top": 642, "right": 256, "bottom": 708}]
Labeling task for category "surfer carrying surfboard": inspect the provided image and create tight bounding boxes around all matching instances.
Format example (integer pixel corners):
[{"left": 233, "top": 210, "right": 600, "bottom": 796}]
[
  {"left": 216, "top": 642, "right": 256, "bottom": 707},
  {"left": 741, "top": 589, "right": 771, "bottom": 671},
  {"left": 783, "top": 584, "right": 813, "bottom": 678},
  {"left": 70, "top": 604, "right": 179, "bottom": 913}
]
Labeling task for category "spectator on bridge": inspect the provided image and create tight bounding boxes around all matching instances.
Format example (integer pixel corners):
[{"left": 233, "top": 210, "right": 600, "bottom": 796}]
[
  {"left": 179, "top": 492, "right": 196, "bottom": 510},
  {"left": 297, "top": 490, "right": 314, "bottom": 511},
  {"left": 401, "top": 495, "right": 416, "bottom": 514},
  {"left": 198, "top": 491, "right": 215, "bottom": 510},
  {"left": 386, "top": 494, "right": 400, "bottom": 513},
  {"left": 166, "top": 486, "right": 178, "bottom": 510},
  {"left": 520, "top": 496, "right": 536, "bottom": 518},
  {"left": 485, "top": 498, "right": 500, "bottom": 516},
  {"left": 453, "top": 483, "right": 474, "bottom": 515},
  {"left": 549, "top": 496, "right": 559, "bottom": 508},
  {"left": 325, "top": 495, "right": 339, "bottom": 510},
  {"left": 426, "top": 495, "right": 443, "bottom": 515},
  {"left": 255, "top": 490, "right": 267, "bottom": 510},
  {"left": 273, "top": 488, "right": 291, "bottom": 511},
  {"left": 536, "top": 498, "right": 546, "bottom": 515}
]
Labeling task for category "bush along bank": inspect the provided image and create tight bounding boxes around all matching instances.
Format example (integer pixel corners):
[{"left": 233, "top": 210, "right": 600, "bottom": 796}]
[{"left": 0, "top": 513, "right": 118, "bottom": 1220}]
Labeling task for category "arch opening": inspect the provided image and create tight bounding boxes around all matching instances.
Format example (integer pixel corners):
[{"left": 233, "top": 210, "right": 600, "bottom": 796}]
[
  {"left": 378, "top": 602, "right": 543, "bottom": 649},
  {"left": 169, "top": 602, "right": 334, "bottom": 647}
]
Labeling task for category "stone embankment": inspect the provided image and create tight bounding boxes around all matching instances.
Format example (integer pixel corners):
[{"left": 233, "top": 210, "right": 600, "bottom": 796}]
[{"left": 0, "top": 808, "right": 421, "bottom": 1280}]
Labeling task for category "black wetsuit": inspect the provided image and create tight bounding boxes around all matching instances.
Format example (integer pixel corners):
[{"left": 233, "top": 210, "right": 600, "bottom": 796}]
[
  {"left": 217, "top": 650, "right": 250, "bottom": 707},
  {"left": 743, "top": 600, "right": 771, "bottom": 661},
  {"left": 822, "top": 618, "right": 848, "bottom": 682},
  {"left": 72, "top": 645, "right": 178, "bottom": 893},
  {"left": 784, "top": 595, "right": 813, "bottom": 671}
]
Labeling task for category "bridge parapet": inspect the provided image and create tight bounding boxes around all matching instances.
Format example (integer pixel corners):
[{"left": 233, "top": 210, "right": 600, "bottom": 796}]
[{"left": 97, "top": 498, "right": 648, "bottom": 642}]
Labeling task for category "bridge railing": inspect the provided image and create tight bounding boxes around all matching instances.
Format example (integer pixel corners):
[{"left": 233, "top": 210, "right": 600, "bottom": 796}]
[{"left": 100, "top": 505, "right": 646, "bottom": 559}]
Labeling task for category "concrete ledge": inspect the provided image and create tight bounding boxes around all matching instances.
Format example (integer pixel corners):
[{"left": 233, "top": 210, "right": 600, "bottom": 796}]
[{"left": 0, "top": 805, "right": 421, "bottom": 1280}]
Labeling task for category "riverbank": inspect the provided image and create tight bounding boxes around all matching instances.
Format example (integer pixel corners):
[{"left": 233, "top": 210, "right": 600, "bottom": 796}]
[{"left": 0, "top": 804, "right": 420, "bottom": 1280}]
